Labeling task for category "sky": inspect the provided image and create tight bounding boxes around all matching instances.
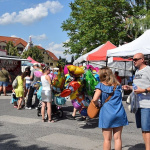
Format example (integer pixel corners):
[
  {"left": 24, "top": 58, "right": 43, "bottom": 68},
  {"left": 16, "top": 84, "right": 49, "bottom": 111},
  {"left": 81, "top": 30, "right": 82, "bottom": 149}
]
[{"left": 0, "top": 0, "right": 74, "bottom": 61}]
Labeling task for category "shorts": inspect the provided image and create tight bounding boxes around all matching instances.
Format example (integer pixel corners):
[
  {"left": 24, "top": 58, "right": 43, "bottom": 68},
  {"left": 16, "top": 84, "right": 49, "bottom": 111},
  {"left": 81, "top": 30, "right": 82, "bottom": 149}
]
[
  {"left": 136, "top": 108, "right": 150, "bottom": 131},
  {"left": 26, "top": 83, "right": 31, "bottom": 89},
  {"left": 0, "top": 81, "right": 8, "bottom": 87}
]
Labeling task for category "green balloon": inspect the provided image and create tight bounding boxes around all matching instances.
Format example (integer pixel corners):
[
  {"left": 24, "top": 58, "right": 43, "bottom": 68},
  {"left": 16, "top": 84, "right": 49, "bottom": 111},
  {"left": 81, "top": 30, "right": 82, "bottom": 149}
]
[{"left": 84, "top": 70, "right": 99, "bottom": 96}]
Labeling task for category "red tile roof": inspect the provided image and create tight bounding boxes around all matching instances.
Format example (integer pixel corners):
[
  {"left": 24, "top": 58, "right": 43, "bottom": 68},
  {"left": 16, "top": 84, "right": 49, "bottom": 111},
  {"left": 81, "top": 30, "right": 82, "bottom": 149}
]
[
  {"left": 35, "top": 45, "right": 45, "bottom": 50},
  {"left": 46, "top": 50, "right": 58, "bottom": 61},
  {"left": 0, "top": 36, "right": 27, "bottom": 47}
]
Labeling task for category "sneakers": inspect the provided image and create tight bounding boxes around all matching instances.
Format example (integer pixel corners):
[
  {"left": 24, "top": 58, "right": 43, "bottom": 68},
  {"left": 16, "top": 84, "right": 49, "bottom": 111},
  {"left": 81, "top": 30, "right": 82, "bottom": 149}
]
[
  {"left": 25, "top": 107, "right": 32, "bottom": 110},
  {"left": 76, "top": 117, "right": 86, "bottom": 121},
  {"left": 35, "top": 107, "right": 38, "bottom": 110}
]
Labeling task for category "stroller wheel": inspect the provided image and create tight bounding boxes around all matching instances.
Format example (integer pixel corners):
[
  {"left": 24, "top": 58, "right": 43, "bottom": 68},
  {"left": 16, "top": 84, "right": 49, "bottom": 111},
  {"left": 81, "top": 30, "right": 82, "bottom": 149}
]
[{"left": 57, "top": 109, "right": 63, "bottom": 118}]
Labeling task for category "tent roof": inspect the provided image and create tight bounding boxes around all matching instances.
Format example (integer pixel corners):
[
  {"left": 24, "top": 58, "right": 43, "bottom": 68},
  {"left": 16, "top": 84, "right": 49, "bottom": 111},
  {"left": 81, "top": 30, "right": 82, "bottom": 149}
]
[
  {"left": 87, "top": 41, "right": 130, "bottom": 61},
  {"left": 73, "top": 44, "right": 104, "bottom": 65},
  {"left": 27, "top": 56, "right": 39, "bottom": 64},
  {"left": 107, "top": 29, "right": 150, "bottom": 57},
  {"left": 87, "top": 41, "right": 116, "bottom": 61},
  {"left": 0, "top": 56, "right": 29, "bottom": 61}
]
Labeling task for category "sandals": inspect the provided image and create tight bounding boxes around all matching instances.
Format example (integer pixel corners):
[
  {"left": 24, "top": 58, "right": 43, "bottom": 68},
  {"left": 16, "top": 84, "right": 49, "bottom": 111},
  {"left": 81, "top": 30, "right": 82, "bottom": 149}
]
[{"left": 48, "top": 120, "right": 54, "bottom": 123}]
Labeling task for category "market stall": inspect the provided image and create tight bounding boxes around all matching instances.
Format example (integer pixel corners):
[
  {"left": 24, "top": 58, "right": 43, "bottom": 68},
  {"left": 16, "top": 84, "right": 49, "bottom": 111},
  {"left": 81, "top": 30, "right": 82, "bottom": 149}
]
[{"left": 0, "top": 56, "right": 29, "bottom": 91}]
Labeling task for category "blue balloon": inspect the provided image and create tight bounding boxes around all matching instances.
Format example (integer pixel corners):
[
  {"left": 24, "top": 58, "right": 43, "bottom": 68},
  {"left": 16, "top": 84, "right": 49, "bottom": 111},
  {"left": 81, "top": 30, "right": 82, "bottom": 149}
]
[{"left": 94, "top": 74, "right": 100, "bottom": 82}]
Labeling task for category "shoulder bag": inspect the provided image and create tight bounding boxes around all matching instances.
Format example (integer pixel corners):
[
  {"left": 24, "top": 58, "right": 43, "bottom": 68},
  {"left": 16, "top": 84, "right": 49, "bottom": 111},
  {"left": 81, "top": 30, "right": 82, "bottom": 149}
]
[
  {"left": 87, "top": 86, "right": 116, "bottom": 119},
  {"left": 12, "top": 76, "right": 18, "bottom": 89}
]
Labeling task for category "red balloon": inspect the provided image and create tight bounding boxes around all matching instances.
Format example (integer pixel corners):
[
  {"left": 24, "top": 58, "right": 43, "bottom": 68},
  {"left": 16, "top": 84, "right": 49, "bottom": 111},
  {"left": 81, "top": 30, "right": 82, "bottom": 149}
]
[
  {"left": 60, "top": 89, "right": 71, "bottom": 97},
  {"left": 69, "top": 81, "right": 80, "bottom": 91}
]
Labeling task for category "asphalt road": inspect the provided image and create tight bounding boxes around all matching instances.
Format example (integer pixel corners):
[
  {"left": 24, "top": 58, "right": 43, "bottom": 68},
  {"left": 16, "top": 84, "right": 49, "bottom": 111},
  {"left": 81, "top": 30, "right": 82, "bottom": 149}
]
[{"left": 0, "top": 94, "right": 145, "bottom": 150}]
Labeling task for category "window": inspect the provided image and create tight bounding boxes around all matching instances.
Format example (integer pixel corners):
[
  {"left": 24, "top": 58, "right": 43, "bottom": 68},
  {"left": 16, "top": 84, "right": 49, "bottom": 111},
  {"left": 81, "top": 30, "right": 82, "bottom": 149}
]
[
  {"left": 17, "top": 47, "right": 23, "bottom": 52},
  {"left": 2, "top": 46, "right": 6, "bottom": 50},
  {"left": 46, "top": 63, "right": 49, "bottom": 66},
  {"left": 48, "top": 57, "right": 49, "bottom": 60},
  {"left": 50, "top": 63, "right": 53, "bottom": 66}
]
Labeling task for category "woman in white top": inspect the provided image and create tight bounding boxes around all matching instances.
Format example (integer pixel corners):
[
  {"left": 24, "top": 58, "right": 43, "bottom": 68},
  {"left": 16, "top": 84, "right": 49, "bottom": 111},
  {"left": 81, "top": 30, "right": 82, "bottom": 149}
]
[
  {"left": 24, "top": 67, "right": 31, "bottom": 98},
  {"left": 41, "top": 66, "right": 54, "bottom": 123}
]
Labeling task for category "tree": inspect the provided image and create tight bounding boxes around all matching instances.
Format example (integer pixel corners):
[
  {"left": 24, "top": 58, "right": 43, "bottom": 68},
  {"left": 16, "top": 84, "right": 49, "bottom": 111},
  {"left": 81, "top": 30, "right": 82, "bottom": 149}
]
[
  {"left": 21, "top": 46, "right": 44, "bottom": 63},
  {"left": 57, "top": 58, "right": 66, "bottom": 67},
  {"left": 5, "top": 41, "right": 19, "bottom": 56},
  {"left": 125, "top": 0, "right": 150, "bottom": 40},
  {"left": 61, "top": 0, "right": 132, "bottom": 58}
]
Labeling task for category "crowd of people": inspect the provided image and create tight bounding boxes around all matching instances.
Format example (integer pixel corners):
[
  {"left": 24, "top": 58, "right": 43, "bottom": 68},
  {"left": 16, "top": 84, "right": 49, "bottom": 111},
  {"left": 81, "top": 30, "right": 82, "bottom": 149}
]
[{"left": 0, "top": 52, "right": 150, "bottom": 150}]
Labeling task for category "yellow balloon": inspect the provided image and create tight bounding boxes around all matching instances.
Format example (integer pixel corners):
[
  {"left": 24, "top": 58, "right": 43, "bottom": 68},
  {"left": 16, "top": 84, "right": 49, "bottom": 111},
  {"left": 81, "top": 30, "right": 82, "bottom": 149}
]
[
  {"left": 74, "top": 67, "right": 84, "bottom": 75},
  {"left": 67, "top": 65, "right": 76, "bottom": 72},
  {"left": 70, "top": 90, "right": 79, "bottom": 100}
]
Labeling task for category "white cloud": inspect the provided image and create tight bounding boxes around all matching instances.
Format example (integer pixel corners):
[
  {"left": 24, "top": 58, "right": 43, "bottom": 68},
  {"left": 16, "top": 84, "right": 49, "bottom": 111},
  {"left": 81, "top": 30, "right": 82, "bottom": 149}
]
[
  {"left": 0, "top": 1, "right": 63, "bottom": 25},
  {"left": 11, "top": 35, "right": 17, "bottom": 37},
  {"left": 31, "top": 34, "right": 47, "bottom": 41},
  {"left": 46, "top": 42, "right": 71, "bottom": 61}
]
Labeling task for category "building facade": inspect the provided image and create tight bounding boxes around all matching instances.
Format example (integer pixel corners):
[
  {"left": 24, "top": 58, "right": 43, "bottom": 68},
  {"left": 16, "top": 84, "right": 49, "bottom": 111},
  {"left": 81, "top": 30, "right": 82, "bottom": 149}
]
[
  {"left": 36, "top": 46, "right": 58, "bottom": 67},
  {"left": 0, "top": 36, "right": 27, "bottom": 54},
  {"left": 0, "top": 36, "right": 58, "bottom": 67}
]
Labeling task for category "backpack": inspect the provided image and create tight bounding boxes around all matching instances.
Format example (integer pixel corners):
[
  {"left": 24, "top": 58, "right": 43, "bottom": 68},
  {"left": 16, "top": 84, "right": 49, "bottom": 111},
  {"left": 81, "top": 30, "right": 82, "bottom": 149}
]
[{"left": 12, "top": 76, "right": 18, "bottom": 89}]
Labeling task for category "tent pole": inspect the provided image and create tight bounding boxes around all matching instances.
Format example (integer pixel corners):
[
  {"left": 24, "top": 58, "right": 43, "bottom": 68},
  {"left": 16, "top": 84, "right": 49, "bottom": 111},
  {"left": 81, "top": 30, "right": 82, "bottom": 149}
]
[
  {"left": 106, "top": 57, "right": 108, "bottom": 67},
  {"left": 124, "top": 61, "right": 126, "bottom": 85},
  {"left": 132, "top": 61, "right": 134, "bottom": 83}
]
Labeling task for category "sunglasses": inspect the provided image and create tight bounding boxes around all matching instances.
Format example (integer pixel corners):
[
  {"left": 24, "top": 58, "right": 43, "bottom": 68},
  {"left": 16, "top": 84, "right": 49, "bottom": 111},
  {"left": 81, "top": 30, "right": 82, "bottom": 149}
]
[{"left": 133, "top": 58, "right": 142, "bottom": 62}]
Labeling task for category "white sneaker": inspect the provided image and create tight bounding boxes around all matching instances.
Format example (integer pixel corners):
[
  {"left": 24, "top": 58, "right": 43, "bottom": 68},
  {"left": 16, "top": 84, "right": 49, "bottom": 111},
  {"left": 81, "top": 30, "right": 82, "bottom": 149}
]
[
  {"left": 35, "top": 107, "right": 38, "bottom": 110},
  {"left": 25, "top": 107, "right": 32, "bottom": 110}
]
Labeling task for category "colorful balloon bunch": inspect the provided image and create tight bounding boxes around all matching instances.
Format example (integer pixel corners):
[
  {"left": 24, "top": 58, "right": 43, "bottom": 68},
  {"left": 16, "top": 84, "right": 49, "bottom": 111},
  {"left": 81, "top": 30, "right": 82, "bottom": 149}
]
[
  {"left": 34, "top": 64, "right": 100, "bottom": 117},
  {"left": 61, "top": 65, "right": 96, "bottom": 116},
  {"left": 52, "top": 66, "right": 66, "bottom": 93}
]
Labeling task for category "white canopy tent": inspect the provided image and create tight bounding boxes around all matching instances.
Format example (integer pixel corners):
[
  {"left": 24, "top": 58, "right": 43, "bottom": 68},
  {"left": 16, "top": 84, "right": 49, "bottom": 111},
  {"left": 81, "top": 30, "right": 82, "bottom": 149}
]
[
  {"left": 107, "top": 29, "right": 150, "bottom": 57},
  {"left": 73, "top": 44, "right": 104, "bottom": 65},
  {"left": 84, "top": 61, "right": 133, "bottom": 77},
  {"left": 73, "top": 42, "right": 133, "bottom": 76}
]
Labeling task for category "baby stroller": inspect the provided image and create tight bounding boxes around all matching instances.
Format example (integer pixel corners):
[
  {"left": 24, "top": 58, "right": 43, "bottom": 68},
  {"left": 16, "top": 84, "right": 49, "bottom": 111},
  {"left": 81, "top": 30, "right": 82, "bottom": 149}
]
[
  {"left": 36, "top": 84, "right": 66, "bottom": 119},
  {"left": 37, "top": 100, "right": 64, "bottom": 119}
]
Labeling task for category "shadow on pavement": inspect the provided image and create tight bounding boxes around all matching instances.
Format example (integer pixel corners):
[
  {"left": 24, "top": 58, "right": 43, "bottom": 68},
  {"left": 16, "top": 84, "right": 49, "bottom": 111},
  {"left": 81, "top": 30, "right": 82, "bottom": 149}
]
[
  {"left": 128, "top": 143, "right": 145, "bottom": 150},
  {"left": 0, "top": 134, "right": 50, "bottom": 150},
  {"left": 121, "top": 143, "right": 145, "bottom": 150},
  {"left": 79, "top": 118, "right": 99, "bottom": 129}
]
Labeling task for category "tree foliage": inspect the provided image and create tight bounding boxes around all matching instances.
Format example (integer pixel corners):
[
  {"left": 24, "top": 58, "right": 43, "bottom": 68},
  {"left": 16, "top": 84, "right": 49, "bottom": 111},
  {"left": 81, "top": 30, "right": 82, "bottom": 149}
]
[
  {"left": 61, "top": 0, "right": 150, "bottom": 58},
  {"left": 21, "top": 46, "right": 44, "bottom": 63},
  {"left": 5, "top": 41, "right": 19, "bottom": 56},
  {"left": 57, "top": 58, "right": 66, "bottom": 67},
  {"left": 61, "top": 0, "right": 132, "bottom": 58},
  {"left": 125, "top": 0, "right": 150, "bottom": 40}
]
